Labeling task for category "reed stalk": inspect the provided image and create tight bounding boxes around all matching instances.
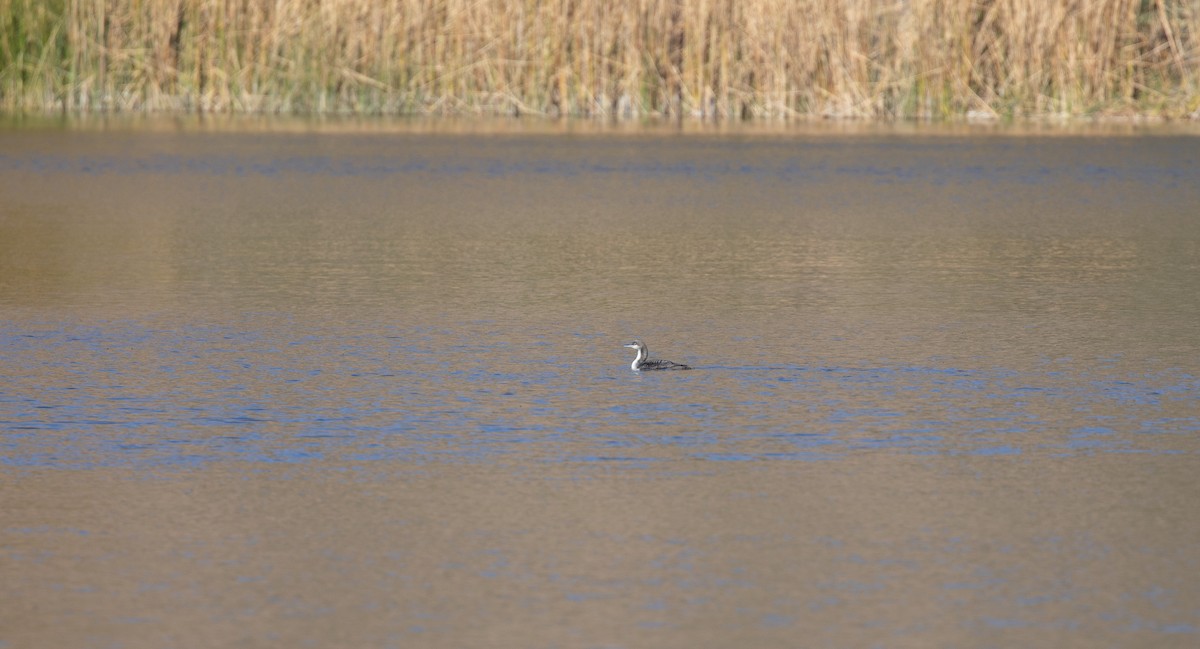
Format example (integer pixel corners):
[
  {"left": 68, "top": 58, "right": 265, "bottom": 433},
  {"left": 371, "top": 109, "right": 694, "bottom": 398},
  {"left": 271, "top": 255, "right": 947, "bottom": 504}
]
[{"left": 2, "top": 0, "right": 1198, "bottom": 118}]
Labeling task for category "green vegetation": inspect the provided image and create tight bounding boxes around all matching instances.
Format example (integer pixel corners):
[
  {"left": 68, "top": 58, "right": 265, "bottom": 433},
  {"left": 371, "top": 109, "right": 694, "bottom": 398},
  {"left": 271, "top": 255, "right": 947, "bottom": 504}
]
[{"left": 2, "top": 0, "right": 1198, "bottom": 119}]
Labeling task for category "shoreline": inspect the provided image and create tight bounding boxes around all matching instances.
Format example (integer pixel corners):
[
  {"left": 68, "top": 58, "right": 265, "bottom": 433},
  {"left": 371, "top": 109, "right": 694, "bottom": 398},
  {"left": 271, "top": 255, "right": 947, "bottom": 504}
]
[{"left": 3, "top": 111, "right": 1199, "bottom": 138}]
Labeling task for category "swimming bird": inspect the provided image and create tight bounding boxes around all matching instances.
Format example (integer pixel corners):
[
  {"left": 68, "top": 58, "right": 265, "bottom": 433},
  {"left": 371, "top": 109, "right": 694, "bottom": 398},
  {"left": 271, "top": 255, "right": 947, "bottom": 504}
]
[{"left": 623, "top": 340, "right": 692, "bottom": 371}]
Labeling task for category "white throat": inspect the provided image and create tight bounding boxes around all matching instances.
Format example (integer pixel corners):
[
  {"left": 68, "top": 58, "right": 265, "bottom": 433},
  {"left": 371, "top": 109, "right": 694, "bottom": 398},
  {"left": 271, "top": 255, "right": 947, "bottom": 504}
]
[{"left": 630, "top": 346, "right": 647, "bottom": 370}]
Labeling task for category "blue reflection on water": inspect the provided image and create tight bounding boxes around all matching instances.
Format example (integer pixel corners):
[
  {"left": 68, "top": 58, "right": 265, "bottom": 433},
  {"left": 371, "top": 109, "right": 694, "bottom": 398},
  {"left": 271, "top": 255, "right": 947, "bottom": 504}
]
[{"left": 1, "top": 323, "right": 1196, "bottom": 471}]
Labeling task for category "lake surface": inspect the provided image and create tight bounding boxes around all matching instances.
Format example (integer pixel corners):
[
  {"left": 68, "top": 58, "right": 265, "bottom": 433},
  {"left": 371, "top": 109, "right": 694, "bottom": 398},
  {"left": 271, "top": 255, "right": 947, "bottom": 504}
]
[{"left": 2, "top": 119, "right": 1199, "bottom": 648}]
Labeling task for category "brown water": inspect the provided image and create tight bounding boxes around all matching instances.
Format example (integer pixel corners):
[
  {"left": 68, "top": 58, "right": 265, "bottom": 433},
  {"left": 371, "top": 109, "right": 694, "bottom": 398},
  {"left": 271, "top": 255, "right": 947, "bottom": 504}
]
[{"left": 2, "top": 120, "right": 1199, "bottom": 648}]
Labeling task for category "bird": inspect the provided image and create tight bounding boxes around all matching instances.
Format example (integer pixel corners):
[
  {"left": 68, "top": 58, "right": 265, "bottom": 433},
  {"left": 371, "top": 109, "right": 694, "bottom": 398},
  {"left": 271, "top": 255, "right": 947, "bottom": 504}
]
[{"left": 623, "top": 340, "right": 692, "bottom": 371}]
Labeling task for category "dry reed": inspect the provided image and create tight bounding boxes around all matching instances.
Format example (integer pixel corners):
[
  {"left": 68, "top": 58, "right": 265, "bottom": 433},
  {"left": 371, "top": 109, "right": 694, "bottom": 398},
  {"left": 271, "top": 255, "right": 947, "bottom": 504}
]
[{"left": 2, "top": 0, "right": 1198, "bottom": 118}]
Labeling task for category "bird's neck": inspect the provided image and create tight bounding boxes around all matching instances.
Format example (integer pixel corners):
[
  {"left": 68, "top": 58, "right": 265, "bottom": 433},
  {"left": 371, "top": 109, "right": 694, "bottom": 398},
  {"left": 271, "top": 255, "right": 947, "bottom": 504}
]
[{"left": 633, "top": 347, "right": 647, "bottom": 367}]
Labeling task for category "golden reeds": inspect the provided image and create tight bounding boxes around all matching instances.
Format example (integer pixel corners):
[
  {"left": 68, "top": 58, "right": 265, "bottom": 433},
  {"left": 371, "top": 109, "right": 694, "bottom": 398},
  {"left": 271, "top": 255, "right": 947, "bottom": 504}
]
[{"left": 2, "top": 0, "right": 1198, "bottom": 118}]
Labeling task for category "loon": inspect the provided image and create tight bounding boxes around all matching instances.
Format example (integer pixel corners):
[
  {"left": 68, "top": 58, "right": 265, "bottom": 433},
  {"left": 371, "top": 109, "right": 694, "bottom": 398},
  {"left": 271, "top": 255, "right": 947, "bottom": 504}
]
[{"left": 624, "top": 340, "right": 692, "bottom": 371}]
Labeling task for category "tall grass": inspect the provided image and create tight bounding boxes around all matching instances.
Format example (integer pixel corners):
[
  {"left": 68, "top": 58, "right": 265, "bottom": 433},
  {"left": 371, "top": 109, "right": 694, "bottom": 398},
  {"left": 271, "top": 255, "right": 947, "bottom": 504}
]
[{"left": 2, "top": 0, "right": 1198, "bottom": 118}]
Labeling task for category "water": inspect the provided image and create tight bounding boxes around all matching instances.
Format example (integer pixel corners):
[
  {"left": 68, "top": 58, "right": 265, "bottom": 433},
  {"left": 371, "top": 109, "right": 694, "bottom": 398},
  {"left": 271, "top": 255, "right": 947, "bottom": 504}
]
[{"left": 2, "top": 120, "right": 1199, "bottom": 648}]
